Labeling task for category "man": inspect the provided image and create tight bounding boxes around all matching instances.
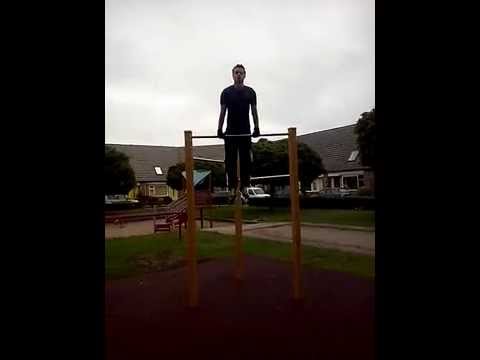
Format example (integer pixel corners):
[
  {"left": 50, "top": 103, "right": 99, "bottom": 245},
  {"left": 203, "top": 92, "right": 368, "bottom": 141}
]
[{"left": 217, "top": 64, "right": 260, "bottom": 194}]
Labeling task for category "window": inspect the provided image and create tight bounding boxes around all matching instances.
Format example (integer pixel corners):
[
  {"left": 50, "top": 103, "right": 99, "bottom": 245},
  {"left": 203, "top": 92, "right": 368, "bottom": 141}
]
[
  {"left": 148, "top": 185, "right": 155, "bottom": 196},
  {"left": 154, "top": 166, "right": 163, "bottom": 175},
  {"left": 348, "top": 150, "right": 359, "bottom": 162},
  {"left": 359, "top": 175, "right": 365, "bottom": 187},
  {"left": 318, "top": 179, "right": 324, "bottom": 190},
  {"left": 157, "top": 184, "right": 168, "bottom": 196},
  {"left": 324, "top": 178, "right": 331, "bottom": 188},
  {"left": 343, "top": 176, "right": 358, "bottom": 189},
  {"left": 311, "top": 179, "right": 323, "bottom": 191},
  {"left": 333, "top": 176, "right": 341, "bottom": 188}
]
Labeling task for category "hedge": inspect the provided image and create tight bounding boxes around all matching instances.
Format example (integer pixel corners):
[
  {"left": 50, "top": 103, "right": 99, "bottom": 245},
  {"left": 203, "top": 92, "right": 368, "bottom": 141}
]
[{"left": 247, "top": 196, "right": 375, "bottom": 210}]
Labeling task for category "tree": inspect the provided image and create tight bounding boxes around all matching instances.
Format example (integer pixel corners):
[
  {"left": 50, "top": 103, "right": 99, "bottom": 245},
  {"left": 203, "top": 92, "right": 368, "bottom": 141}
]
[
  {"left": 105, "top": 146, "right": 136, "bottom": 195},
  {"left": 297, "top": 142, "right": 326, "bottom": 193},
  {"left": 354, "top": 108, "right": 375, "bottom": 169},
  {"left": 198, "top": 161, "right": 227, "bottom": 188},
  {"left": 167, "top": 160, "right": 226, "bottom": 191},
  {"left": 252, "top": 138, "right": 326, "bottom": 193},
  {"left": 166, "top": 163, "right": 185, "bottom": 191}
]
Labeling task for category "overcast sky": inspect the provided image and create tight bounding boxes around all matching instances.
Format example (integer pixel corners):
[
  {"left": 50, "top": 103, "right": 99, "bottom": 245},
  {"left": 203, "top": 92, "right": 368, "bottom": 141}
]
[{"left": 105, "top": 0, "right": 374, "bottom": 146}]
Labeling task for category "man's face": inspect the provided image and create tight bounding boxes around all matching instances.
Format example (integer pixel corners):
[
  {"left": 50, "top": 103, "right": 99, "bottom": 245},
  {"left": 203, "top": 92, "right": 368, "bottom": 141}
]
[{"left": 232, "top": 67, "right": 246, "bottom": 83}]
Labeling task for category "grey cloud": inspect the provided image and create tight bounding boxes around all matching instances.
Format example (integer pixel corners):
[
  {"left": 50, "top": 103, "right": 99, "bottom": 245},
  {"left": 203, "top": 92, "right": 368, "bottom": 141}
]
[{"left": 106, "top": 0, "right": 374, "bottom": 146}]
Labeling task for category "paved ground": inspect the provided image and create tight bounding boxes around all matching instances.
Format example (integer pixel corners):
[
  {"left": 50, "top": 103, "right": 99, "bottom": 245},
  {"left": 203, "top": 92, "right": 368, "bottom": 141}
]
[
  {"left": 106, "top": 256, "right": 374, "bottom": 360},
  {"left": 204, "top": 222, "right": 375, "bottom": 256},
  {"left": 106, "top": 219, "right": 374, "bottom": 256},
  {"left": 105, "top": 219, "right": 231, "bottom": 239}
]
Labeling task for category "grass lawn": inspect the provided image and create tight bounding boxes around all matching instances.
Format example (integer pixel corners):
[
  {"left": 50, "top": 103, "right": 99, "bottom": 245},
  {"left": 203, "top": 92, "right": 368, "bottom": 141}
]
[
  {"left": 106, "top": 231, "right": 374, "bottom": 280},
  {"left": 204, "top": 206, "right": 375, "bottom": 227}
]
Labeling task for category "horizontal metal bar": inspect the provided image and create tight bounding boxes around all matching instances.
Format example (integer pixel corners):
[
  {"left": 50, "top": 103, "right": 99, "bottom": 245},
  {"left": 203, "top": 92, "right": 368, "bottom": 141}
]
[
  {"left": 192, "top": 132, "right": 289, "bottom": 139},
  {"left": 193, "top": 157, "right": 225, "bottom": 163},
  {"left": 251, "top": 174, "right": 290, "bottom": 180},
  {"left": 191, "top": 135, "right": 222, "bottom": 139}
]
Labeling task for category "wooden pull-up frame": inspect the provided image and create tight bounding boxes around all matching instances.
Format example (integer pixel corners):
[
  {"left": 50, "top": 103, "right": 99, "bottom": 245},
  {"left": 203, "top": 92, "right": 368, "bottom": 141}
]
[{"left": 184, "top": 128, "right": 302, "bottom": 307}]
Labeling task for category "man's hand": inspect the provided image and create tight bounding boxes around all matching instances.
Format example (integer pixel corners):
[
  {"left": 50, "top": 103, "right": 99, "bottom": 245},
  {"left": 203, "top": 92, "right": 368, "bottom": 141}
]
[
  {"left": 217, "top": 128, "right": 225, "bottom": 138},
  {"left": 252, "top": 127, "right": 260, "bottom": 138}
]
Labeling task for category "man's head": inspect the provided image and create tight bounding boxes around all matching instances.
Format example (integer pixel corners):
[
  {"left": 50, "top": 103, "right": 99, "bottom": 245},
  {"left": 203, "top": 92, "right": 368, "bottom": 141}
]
[{"left": 232, "top": 64, "right": 246, "bottom": 85}]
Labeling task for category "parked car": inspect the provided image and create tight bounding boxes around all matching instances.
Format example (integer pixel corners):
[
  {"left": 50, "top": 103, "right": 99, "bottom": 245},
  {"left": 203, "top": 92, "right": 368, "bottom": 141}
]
[
  {"left": 244, "top": 187, "right": 271, "bottom": 200},
  {"left": 105, "top": 194, "right": 140, "bottom": 208}
]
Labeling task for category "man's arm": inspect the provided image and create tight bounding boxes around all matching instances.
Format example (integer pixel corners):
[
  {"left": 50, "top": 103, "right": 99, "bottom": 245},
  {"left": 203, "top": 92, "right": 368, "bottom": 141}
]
[
  {"left": 218, "top": 104, "right": 227, "bottom": 130},
  {"left": 251, "top": 104, "right": 260, "bottom": 137},
  {"left": 251, "top": 104, "right": 259, "bottom": 129},
  {"left": 217, "top": 104, "right": 227, "bottom": 137}
]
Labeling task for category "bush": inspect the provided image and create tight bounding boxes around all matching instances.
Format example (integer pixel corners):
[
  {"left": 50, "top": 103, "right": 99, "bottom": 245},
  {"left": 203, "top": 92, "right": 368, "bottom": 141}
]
[
  {"left": 302, "top": 196, "right": 375, "bottom": 210},
  {"left": 211, "top": 191, "right": 234, "bottom": 205},
  {"left": 104, "top": 202, "right": 141, "bottom": 211},
  {"left": 137, "top": 195, "right": 172, "bottom": 206},
  {"left": 357, "top": 187, "right": 374, "bottom": 196},
  {"left": 247, "top": 197, "right": 285, "bottom": 207},
  {"left": 247, "top": 195, "right": 375, "bottom": 210}
]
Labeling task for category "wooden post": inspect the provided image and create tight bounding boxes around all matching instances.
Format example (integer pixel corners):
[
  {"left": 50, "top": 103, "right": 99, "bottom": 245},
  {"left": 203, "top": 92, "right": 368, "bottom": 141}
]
[
  {"left": 208, "top": 172, "right": 212, "bottom": 193},
  {"left": 184, "top": 131, "right": 198, "bottom": 307},
  {"left": 208, "top": 174, "right": 213, "bottom": 228},
  {"left": 288, "top": 127, "right": 303, "bottom": 300},
  {"left": 152, "top": 204, "right": 156, "bottom": 232},
  {"left": 234, "top": 149, "right": 244, "bottom": 280}
]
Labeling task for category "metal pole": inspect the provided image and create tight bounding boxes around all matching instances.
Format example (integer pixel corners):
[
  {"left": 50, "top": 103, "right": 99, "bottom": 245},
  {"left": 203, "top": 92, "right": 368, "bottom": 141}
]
[
  {"left": 192, "top": 133, "right": 289, "bottom": 139},
  {"left": 184, "top": 130, "right": 198, "bottom": 307},
  {"left": 288, "top": 127, "right": 303, "bottom": 300},
  {"left": 193, "top": 157, "right": 225, "bottom": 163},
  {"left": 234, "top": 149, "right": 244, "bottom": 280}
]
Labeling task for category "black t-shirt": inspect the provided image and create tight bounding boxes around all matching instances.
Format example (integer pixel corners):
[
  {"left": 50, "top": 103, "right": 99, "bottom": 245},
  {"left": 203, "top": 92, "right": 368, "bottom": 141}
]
[{"left": 220, "top": 85, "right": 256, "bottom": 134}]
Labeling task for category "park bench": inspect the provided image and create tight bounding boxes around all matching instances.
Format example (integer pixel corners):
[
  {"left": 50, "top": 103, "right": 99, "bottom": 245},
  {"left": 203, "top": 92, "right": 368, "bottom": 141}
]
[
  {"left": 153, "top": 195, "right": 188, "bottom": 238},
  {"left": 153, "top": 210, "right": 187, "bottom": 237}
]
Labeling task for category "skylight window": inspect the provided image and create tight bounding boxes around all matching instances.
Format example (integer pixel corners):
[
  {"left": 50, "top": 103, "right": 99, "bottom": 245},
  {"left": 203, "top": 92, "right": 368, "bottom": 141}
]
[
  {"left": 154, "top": 166, "right": 163, "bottom": 175},
  {"left": 348, "top": 150, "right": 359, "bottom": 162}
]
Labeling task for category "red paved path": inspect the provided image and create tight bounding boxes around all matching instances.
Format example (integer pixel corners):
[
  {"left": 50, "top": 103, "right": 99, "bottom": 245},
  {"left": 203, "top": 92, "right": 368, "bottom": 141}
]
[{"left": 106, "top": 256, "right": 374, "bottom": 359}]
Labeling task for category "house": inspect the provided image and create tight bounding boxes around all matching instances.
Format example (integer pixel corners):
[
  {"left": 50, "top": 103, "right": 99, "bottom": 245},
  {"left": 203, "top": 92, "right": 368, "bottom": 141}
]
[
  {"left": 298, "top": 124, "right": 374, "bottom": 193},
  {"left": 106, "top": 123, "right": 374, "bottom": 199},
  {"left": 107, "top": 143, "right": 225, "bottom": 201}
]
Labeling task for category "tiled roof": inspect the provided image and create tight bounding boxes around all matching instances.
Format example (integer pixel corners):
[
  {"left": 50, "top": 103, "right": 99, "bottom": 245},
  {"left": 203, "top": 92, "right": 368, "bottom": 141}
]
[
  {"left": 297, "top": 124, "right": 369, "bottom": 173},
  {"left": 107, "top": 144, "right": 224, "bottom": 183}
]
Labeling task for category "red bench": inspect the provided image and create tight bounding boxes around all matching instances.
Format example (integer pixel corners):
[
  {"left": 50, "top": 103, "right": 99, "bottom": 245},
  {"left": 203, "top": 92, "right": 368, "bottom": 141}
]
[{"left": 153, "top": 211, "right": 187, "bottom": 239}]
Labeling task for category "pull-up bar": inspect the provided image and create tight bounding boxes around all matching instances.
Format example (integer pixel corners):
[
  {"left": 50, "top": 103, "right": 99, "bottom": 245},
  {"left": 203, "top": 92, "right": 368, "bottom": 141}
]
[
  {"left": 184, "top": 127, "right": 303, "bottom": 308},
  {"left": 193, "top": 157, "right": 225, "bottom": 163},
  {"left": 192, "top": 132, "right": 288, "bottom": 139}
]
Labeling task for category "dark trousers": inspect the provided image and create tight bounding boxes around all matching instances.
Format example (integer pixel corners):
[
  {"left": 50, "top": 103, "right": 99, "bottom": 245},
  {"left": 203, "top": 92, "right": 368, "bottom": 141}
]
[{"left": 224, "top": 137, "right": 252, "bottom": 191}]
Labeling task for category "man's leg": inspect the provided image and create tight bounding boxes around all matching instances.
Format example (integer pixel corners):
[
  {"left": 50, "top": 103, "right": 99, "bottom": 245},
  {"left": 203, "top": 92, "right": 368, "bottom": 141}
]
[
  {"left": 224, "top": 138, "right": 238, "bottom": 191},
  {"left": 238, "top": 137, "right": 252, "bottom": 190}
]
